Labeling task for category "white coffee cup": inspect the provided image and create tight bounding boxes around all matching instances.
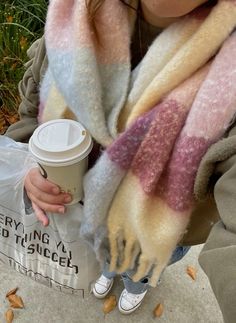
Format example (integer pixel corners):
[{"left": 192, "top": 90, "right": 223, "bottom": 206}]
[{"left": 29, "top": 119, "right": 93, "bottom": 205}]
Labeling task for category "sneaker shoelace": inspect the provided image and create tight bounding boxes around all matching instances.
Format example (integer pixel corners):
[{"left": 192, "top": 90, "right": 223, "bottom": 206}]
[
  {"left": 122, "top": 290, "right": 145, "bottom": 305},
  {"left": 97, "top": 276, "right": 112, "bottom": 288}
]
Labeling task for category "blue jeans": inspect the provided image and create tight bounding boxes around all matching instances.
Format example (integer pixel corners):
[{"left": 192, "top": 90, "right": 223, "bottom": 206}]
[{"left": 103, "top": 246, "right": 190, "bottom": 294}]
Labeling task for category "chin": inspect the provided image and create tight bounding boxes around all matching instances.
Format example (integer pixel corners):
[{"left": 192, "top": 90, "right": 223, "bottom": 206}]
[
  {"left": 144, "top": 0, "right": 208, "bottom": 18},
  {"left": 153, "top": 7, "right": 198, "bottom": 18}
]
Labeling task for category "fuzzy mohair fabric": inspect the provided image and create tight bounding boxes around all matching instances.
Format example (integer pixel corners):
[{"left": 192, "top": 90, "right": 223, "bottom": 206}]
[{"left": 40, "top": 0, "right": 236, "bottom": 286}]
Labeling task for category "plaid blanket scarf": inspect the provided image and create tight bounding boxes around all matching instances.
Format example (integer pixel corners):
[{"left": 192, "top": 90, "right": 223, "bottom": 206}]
[{"left": 40, "top": 0, "right": 236, "bottom": 286}]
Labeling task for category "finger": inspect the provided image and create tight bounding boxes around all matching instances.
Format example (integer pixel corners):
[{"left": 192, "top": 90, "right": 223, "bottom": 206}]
[
  {"left": 28, "top": 192, "right": 66, "bottom": 214},
  {"left": 27, "top": 168, "right": 61, "bottom": 195},
  {"left": 32, "top": 202, "right": 49, "bottom": 227},
  {"left": 26, "top": 180, "right": 71, "bottom": 205}
]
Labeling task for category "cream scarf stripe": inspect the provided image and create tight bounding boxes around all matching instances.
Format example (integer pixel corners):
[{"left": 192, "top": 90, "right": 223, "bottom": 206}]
[
  {"left": 119, "top": 15, "right": 202, "bottom": 129},
  {"left": 125, "top": 0, "right": 236, "bottom": 127}
]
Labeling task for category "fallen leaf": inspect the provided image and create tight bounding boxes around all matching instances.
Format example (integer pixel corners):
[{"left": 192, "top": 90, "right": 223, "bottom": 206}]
[
  {"left": 186, "top": 265, "right": 197, "bottom": 281},
  {"left": 7, "top": 294, "right": 24, "bottom": 309},
  {"left": 6, "top": 287, "right": 18, "bottom": 298},
  {"left": 153, "top": 303, "right": 164, "bottom": 318},
  {"left": 103, "top": 295, "right": 117, "bottom": 314},
  {"left": 5, "top": 308, "right": 14, "bottom": 323},
  {"left": 6, "top": 16, "right": 13, "bottom": 23}
]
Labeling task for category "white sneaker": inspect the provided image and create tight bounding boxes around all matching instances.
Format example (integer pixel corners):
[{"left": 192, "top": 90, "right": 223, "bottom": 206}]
[
  {"left": 118, "top": 288, "right": 147, "bottom": 314},
  {"left": 92, "top": 274, "right": 114, "bottom": 299}
]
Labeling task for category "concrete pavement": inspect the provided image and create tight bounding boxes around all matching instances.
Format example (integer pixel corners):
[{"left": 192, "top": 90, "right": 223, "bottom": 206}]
[{"left": 0, "top": 245, "right": 223, "bottom": 323}]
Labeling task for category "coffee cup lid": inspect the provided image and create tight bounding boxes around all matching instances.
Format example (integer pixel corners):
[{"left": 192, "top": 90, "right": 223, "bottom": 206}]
[{"left": 29, "top": 119, "right": 93, "bottom": 166}]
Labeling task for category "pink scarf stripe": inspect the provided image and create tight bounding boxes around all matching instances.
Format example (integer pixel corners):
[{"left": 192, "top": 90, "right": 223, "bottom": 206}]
[
  {"left": 185, "top": 31, "right": 236, "bottom": 139},
  {"left": 156, "top": 135, "right": 212, "bottom": 212},
  {"left": 107, "top": 108, "right": 156, "bottom": 170},
  {"left": 131, "top": 99, "right": 188, "bottom": 194},
  {"left": 45, "top": 0, "right": 130, "bottom": 64},
  {"left": 45, "top": 0, "right": 81, "bottom": 50},
  {"left": 130, "top": 65, "right": 210, "bottom": 193}
]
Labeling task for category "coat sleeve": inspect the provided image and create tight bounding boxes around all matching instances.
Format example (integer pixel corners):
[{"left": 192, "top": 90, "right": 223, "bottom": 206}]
[
  {"left": 5, "top": 36, "right": 48, "bottom": 143},
  {"left": 199, "top": 127, "right": 236, "bottom": 323}
]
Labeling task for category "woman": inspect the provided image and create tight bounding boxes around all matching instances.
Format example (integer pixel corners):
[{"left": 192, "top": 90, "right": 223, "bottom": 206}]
[{"left": 6, "top": 0, "right": 236, "bottom": 320}]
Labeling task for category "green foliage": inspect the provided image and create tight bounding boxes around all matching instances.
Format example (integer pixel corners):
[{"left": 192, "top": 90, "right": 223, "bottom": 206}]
[{"left": 0, "top": 0, "right": 48, "bottom": 112}]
